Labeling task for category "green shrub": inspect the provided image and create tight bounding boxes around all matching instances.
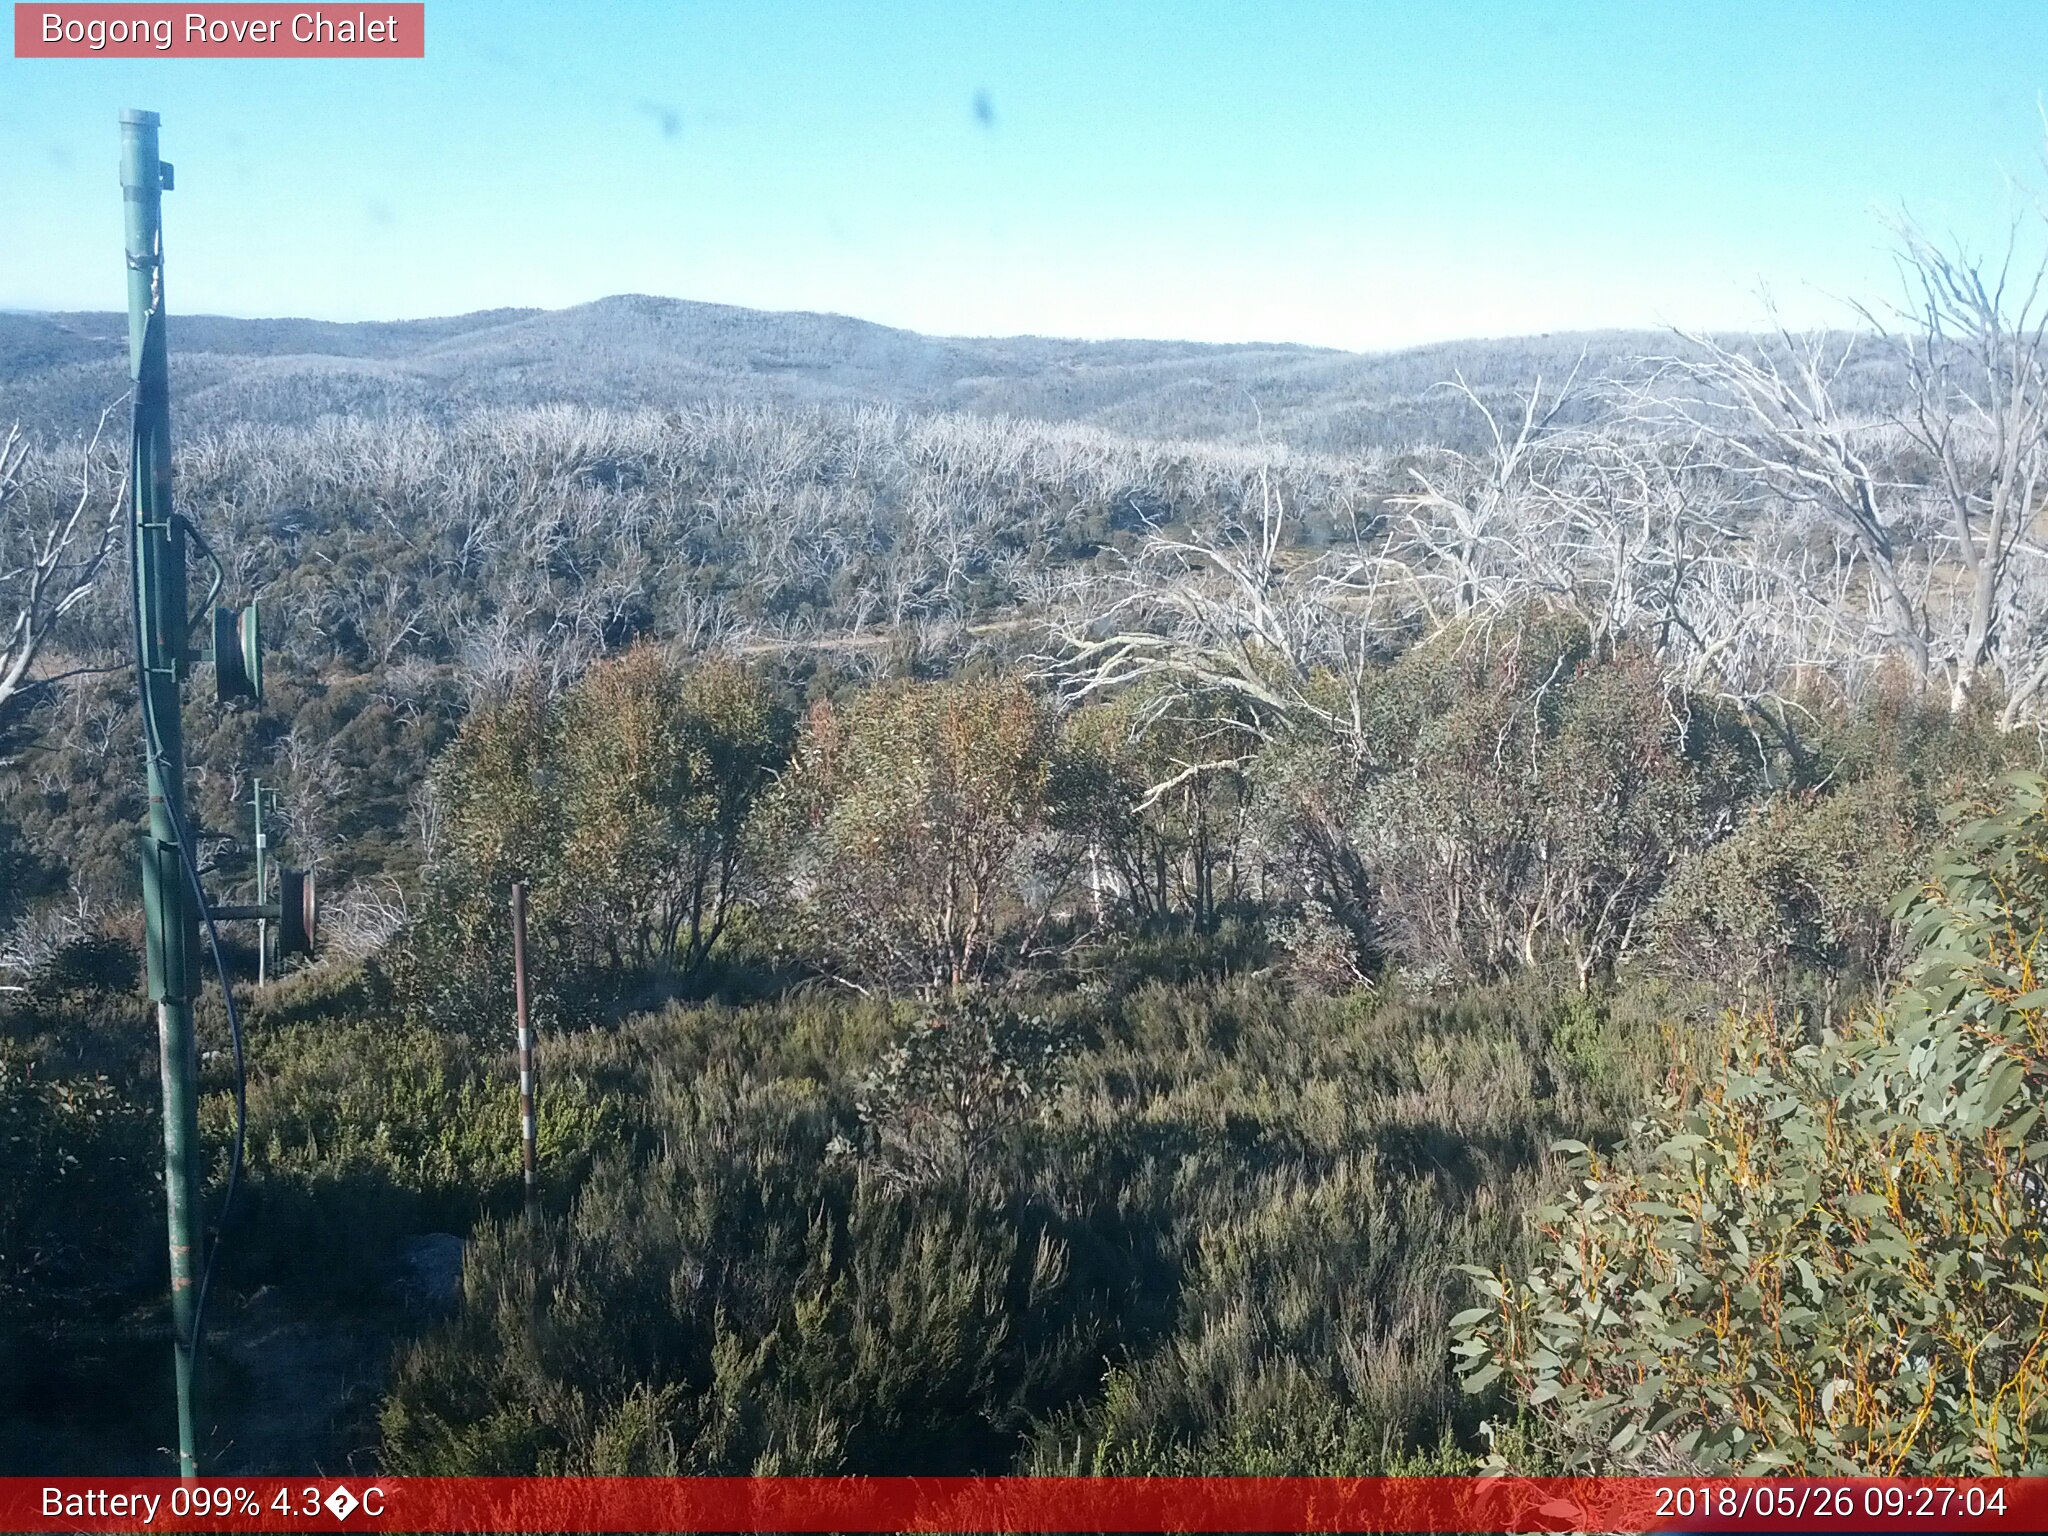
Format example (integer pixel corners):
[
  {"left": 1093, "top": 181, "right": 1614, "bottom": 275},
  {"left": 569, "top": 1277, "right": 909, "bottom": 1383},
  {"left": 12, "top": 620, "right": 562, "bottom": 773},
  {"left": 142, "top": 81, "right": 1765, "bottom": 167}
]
[
  {"left": 388, "top": 650, "right": 785, "bottom": 1033},
  {"left": 379, "top": 966, "right": 1669, "bottom": 1475},
  {"left": 846, "top": 995, "right": 1076, "bottom": 1190},
  {"left": 206, "top": 1015, "right": 624, "bottom": 1298},
  {"left": 1055, "top": 689, "right": 1259, "bottom": 934},
  {"left": 381, "top": 1064, "right": 1102, "bottom": 1474},
  {"left": 1254, "top": 618, "right": 1758, "bottom": 988},
  {"left": 759, "top": 677, "right": 1076, "bottom": 993},
  {"left": 1454, "top": 773, "right": 2048, "bottom": 1474},
  {"left": 1027, "top": 1364, "right": 1475, "bottom": 1475},
  {"left": 0, "top": 1044, "right": 155, "bottom": 1338},
  {"left": 1651, "top": 771, "right": 1929, "bottom": 999}
]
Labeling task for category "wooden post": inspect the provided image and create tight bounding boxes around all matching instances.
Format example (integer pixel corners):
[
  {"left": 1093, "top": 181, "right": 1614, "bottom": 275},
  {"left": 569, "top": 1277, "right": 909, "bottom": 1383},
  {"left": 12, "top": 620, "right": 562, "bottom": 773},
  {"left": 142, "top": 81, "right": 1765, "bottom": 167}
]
[{"left": 511, "top": 881, "right": 537, "bottom": 1217}]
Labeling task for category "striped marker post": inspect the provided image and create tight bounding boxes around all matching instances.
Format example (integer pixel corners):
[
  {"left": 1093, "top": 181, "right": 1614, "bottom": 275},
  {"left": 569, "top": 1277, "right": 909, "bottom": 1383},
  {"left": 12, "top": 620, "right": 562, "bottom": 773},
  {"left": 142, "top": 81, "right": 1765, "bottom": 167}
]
[{"left": 511, "top": 881, "right": 537, "bottom": 1217}]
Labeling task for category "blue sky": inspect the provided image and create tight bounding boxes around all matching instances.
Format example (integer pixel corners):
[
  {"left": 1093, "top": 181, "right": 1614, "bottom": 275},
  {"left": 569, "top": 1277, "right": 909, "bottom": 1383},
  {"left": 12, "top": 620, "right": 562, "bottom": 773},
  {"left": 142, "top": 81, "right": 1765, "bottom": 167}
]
[{"left": 4, "top": 1, "right": 2047, "bottom": 348}]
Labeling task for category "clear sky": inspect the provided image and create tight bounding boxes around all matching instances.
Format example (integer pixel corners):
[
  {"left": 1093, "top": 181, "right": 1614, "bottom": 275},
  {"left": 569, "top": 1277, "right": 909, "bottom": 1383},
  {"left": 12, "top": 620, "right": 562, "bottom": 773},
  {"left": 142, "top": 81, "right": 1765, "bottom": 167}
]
[{"left": 4, "top": 1, "right": 2048, "bottom": 349}]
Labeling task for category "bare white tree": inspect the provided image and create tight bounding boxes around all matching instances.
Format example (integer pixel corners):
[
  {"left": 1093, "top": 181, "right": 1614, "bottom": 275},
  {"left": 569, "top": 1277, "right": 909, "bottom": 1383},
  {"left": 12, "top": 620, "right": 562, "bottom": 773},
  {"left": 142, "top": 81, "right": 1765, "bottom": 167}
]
[
  {"left": 1642, "top": 321, "right": 1934, "bottom": 683},
  {"left": 1881, "top": 224, "right": 2048, "bottom": 722},
  {"left": 1642, "top": 222, "right": 2048, "bottom": 728},
  {"left": 0, "top": 409, "right": 126, "bottom": 736},
  {"left": 0, "top": 881, "right": 102, "bottom": 993},
  {"left": 323, "top": 875, "right": 411, "bottom": 959},
  {"left": 1389, "top": 364, "right": 1586, "bottom": 626},
  {"left": 1047, "top": 458, "right": 1390, "bottom": 756}
]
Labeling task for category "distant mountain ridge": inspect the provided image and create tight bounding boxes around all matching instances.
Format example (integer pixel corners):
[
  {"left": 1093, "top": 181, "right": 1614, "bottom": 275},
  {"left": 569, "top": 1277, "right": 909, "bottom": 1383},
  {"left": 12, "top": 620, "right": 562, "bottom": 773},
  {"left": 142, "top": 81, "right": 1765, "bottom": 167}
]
[{"left": 0, "top": 294, "right": 1842, "bottom": 452}]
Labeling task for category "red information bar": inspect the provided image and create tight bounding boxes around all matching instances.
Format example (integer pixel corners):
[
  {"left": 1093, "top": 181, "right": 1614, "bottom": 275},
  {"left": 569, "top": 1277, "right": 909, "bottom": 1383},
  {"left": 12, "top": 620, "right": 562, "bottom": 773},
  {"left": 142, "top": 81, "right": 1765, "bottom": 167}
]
[
  {"left": 13, "top": 4, "right": 423, "bottom": 57},
  {"left": 3, "top": 1477, "right": 2046, "bottom": 1533}
]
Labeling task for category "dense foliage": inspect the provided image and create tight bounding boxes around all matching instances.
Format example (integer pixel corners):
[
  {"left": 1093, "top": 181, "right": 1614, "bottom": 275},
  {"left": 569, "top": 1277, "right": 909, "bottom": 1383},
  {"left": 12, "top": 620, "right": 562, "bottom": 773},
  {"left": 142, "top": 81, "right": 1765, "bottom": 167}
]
[
  {"left": 4, "top": 268, "right": 2047, "bottom": 1471},
  {"left": 759, "top": 677, "right": 1073, "bottom": 994},
  {"left": 7, "top": 569, "right": 2043, "bottom": 1467},
  {"left": 376, "top": 968, "right": 1666, "bottom": 1474},
  {"left": 387, "top": 645, "right": 788, "bottom": 1035},
  {"left": 1455, "top": 773, "right": 2048, "bottom": 1473}
]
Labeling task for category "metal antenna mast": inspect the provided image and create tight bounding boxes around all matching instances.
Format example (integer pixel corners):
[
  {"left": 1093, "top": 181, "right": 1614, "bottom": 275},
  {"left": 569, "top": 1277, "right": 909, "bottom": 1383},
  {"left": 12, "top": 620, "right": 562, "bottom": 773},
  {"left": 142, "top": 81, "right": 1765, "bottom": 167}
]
[
  {"left": 122, "top": 105, "right": 205, "bottom": 1479},
  {"left": 121, "top": 108, "right": 317, "bottom": 1477}
]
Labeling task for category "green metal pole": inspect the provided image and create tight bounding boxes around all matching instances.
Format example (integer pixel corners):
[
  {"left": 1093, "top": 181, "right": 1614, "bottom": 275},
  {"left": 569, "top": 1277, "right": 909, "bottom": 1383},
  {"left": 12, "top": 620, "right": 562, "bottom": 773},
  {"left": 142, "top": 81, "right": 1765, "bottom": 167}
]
[
  {"left": 253, "top": 779, "right": 268, "bottom": 986},
  {"left": 122, "top": 107, "right": 203, "bottom": 1479}
]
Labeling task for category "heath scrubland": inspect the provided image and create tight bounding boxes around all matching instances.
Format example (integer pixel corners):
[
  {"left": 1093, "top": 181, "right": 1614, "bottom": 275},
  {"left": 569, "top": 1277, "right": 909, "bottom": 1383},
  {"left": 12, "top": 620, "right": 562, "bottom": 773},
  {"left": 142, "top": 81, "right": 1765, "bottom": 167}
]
[{"left": 4, "top": 220, "right": 2048, "bottom": 1474}]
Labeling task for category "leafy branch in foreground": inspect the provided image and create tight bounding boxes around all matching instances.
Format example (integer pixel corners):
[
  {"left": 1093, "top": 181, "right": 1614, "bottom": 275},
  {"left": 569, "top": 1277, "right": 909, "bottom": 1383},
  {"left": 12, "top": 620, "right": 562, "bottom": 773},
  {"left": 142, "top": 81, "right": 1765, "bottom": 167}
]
[{"left": 1454, "top": 772, "right": 2048, "bottom": 1473}]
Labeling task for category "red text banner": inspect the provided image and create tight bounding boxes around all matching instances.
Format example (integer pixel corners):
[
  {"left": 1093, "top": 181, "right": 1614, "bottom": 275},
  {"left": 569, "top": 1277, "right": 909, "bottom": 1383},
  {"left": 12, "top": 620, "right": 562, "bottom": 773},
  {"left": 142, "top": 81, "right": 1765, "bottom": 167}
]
[
  {"left": 3, "top": 1476, "right": 2047, "bottom": 1533},
  {"left": 13, "top": 5, "right": 424, "bottom": 57}
]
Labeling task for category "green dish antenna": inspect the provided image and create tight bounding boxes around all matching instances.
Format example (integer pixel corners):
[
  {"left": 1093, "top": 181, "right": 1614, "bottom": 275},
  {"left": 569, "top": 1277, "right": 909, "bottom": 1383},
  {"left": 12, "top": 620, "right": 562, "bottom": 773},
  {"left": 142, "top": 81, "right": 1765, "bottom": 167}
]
[{"left": 213, "top": 600, "right": 262, "bottom": 703}]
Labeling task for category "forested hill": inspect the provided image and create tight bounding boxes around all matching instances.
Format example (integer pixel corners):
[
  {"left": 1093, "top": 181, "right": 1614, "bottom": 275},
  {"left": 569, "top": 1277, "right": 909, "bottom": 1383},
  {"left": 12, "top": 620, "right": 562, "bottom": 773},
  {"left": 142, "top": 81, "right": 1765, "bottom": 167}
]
[{"left": 1, "top": 296, "right": 1682, "bottom": 450}]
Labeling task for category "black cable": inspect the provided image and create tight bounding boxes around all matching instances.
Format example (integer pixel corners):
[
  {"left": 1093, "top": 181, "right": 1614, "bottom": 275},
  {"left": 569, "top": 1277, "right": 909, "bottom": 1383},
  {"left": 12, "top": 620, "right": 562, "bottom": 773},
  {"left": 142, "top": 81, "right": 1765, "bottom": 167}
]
[{"left": 127, "top": 348, "right": 248, "bottom": 1360}]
